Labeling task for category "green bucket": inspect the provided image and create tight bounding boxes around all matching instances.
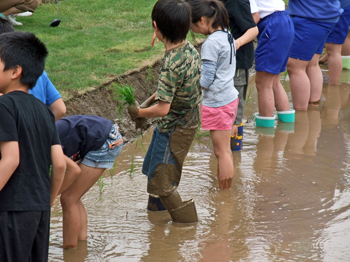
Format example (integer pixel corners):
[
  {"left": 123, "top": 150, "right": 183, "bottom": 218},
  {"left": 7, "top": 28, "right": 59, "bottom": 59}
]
[
  {"left": 277, "top": 110, "right": 295, "bottom": 122},
  {"left": 342, "top": 56, "right": 350, "bottom": 70},
  {"left": 253, "top": 113, "right": 276, "bottom": 127}
]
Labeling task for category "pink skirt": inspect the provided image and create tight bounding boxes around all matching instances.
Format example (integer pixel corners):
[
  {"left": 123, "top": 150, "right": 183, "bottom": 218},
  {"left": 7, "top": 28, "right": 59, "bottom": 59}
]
[{"left": 201, "top": 99, "right": 239, "bottom": 130}]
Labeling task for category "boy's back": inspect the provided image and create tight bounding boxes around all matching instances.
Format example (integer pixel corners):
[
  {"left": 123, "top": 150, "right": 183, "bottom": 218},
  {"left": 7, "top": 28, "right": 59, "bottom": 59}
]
[
  {"left": 0, "top": 91, "right": 59, "bottom": 211},
  {"left": 156, "top": 41, "right": 201, "bottom": 132}
]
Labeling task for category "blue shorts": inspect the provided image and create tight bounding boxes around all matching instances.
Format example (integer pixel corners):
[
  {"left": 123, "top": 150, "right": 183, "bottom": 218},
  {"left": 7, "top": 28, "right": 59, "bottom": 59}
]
[
  {"left": 326, "top": 6, "right": 350, "bottom": 44},
  {"left": 81, "top": 124, "right": 123, "bottom": 169},
  {"left": 255, "top": 11, "right": 295, "bottom": 74},
  {"left": 290, "top": 16, "right": 336, "bottom": 60},
  {"left": 142, "top": 126, "right": 176, "bottom": 180}
]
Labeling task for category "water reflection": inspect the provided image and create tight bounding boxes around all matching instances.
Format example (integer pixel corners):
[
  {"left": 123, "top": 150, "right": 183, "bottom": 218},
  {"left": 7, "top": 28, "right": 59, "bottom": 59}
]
[{"left": 49, "top": 69, "right": 350, "bottom": 261}]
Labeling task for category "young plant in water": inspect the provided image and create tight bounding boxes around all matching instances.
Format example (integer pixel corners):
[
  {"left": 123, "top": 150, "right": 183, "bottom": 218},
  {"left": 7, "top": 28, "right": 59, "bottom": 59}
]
[
  {"left": 97, "top": 174, "right": 107, "bottom": 194},
  {"left": 108, "top": 83, "right": 135, "bottom": 120},
  {"left": 108, "top": 161, "right": 118, "bottom": 179}
]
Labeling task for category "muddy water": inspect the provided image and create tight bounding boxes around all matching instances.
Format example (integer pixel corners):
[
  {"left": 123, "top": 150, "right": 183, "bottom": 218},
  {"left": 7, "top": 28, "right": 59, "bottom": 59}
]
[{"left": 49, "top": 68, "right": 350, "bottom": 262}]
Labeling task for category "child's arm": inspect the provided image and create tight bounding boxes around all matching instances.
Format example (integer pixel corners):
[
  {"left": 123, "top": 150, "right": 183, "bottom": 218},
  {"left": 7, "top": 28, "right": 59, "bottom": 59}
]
[
  {"left": 138, "top": 100, "right": 171, "bottom": 118},
  {"left": 140, "top": 92, "right": 157, "bottom": 108},
  {"left": 0, "top": 141, "right": 20, "bottom": 191},
  {"left": 58, "top": 156, "right": 81, "bottom": 195},
  {"left": 235, "top": 26, "right": 259, "bottom": 51},
  {"left": 50, "top": 144, "right": 66, "bottom": 206}
]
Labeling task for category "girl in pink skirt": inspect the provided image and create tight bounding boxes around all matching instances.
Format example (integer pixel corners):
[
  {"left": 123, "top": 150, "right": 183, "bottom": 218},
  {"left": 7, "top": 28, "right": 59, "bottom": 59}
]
[{"left": 187, "top": 0, "right": 239, "bottom": 189}]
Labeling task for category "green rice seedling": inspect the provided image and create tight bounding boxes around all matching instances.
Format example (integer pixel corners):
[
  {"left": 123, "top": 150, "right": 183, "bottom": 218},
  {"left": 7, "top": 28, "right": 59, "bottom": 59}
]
[
  {"left": 195, "top": 118, "right": 210, "bottom": 140},
  {"left": 97, "top": 175, "right": 107, "bottom": 194},
  {"left": 135, "top": 131, "right": 147, "bottom": 153},
  {"left": 108, "top": 161, "right": 118, "bottom": 179},
  {"left": 129, "top": 155, "right": 135, "bottom": 177},
  {"left": 245, "top": 85, "right": 255, "bottom": 105},
  {"left": 108, "top": 83, "right": 135, "bottom": 120},
  {"left": 145, "top": 65, "right": 156, "bottom": 96}
]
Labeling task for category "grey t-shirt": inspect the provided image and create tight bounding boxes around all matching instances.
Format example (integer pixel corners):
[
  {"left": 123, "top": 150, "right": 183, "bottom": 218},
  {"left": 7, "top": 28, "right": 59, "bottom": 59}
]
[{"left": 200, "top": 30, "right": 238, "bottom": 107}]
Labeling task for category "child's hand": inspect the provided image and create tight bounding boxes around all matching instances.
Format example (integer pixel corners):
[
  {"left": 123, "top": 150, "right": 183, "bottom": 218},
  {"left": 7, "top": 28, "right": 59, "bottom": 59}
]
[
  {"left": 151, "top": 32, "right": 160, "bottom": 47},
  {"left": 128, "top": 101, "right": 140, "bottom": 120}
]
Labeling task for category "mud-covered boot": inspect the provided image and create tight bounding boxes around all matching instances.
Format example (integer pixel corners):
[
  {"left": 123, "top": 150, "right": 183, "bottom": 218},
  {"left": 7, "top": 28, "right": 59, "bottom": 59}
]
[
  {"left": 168, "top": 199, "right": 198, "bottom": 223},
  {"left": 147, "top": 195, "right": 167, "bottom": 211}
]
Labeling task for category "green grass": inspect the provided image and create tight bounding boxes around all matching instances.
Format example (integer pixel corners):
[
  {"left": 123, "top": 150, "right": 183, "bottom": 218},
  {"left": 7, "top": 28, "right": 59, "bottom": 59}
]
[
  {"left": 15, "top": 0, "right": 204, "bottom": 99},
  {"left": 108, "top": 83, "right": 135, "bottom": 119}
]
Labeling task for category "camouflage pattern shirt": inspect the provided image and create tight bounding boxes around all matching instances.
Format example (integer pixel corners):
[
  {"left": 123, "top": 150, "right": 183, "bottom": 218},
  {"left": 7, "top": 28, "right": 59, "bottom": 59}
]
[{"left": 156, "top": 41, "right": 202, "bottom": 133}]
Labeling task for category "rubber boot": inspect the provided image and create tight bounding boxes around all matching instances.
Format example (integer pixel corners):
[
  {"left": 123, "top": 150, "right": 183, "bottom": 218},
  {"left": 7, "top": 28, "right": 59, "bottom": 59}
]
[
  {"left": 147, "top": 195, "right": 166, "bottom": 211},
  {"left": 159, "top": 190, "right": 198, "bottom": 223},
  {"left": 168, "top": 199, "right": 198, "bottom": 223}
]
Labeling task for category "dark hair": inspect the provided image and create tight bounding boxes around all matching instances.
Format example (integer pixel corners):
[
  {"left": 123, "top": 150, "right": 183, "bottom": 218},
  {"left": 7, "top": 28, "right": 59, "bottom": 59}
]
[
  {"left": 152, "top": 0, "right": 191, "bottom": 44},
  {"left": 0, "top": 17, "right": 15, "bottom": 35},
  {"left": 186, "top": 0, "right": 229, "bottom": 30},
  {"left": 0, "top": 31, "right": 48, "bottom": 89}
]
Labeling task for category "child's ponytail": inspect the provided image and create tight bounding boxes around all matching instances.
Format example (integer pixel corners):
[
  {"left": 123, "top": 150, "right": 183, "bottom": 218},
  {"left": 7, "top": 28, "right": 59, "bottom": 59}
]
[{"left": 186, "top": 0, "right": 229, "bottom": 30}]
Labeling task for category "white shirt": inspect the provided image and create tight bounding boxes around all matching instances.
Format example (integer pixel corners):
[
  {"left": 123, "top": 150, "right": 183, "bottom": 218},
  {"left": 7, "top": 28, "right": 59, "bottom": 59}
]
[
  {"left": 249, "top": 0, "right": 258, "bottom": 14},
  {"left": 255, "top": 0, "right": 285, "bottom": 19}
]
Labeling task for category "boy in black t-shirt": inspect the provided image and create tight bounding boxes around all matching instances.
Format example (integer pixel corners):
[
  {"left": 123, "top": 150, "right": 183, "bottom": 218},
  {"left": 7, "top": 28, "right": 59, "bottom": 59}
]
[{"left": 0, "top": 32, "right": 66, "bottom": 262}]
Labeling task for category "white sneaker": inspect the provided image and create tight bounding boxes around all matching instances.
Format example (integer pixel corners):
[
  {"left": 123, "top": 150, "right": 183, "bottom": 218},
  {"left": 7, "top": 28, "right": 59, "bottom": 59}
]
[
  {"left": 6, "top": 15, "right": 23, "bottom": 26},
  {"left": 16, "top": 11, "right": 33, "bottom": 17}
]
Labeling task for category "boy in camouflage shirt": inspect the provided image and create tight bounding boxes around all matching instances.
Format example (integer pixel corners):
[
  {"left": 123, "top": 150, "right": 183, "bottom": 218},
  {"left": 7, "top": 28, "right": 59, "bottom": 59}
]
[{"left": 128, "top": 0, "right": 201, "bottom": 223}]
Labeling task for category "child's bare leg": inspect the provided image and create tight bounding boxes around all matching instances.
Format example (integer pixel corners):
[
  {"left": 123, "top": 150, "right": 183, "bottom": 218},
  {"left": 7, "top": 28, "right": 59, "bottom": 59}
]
[
  {"left": 325, "top": 42, "right": 343, "bottom": 85},
  {"left": 307, "top": 53, "right": 323, "bottom": 103},
  {"left": 78, "top": 200, "right": 88, "bottom": 240},
  {"left": 58, "top": 157, "right": 81, "bottom": 195},
  {"left": 287, "top": 57, "right": 310, "bottom": 110},
  {"left": 319, "top": 53, "right": 328, "bottom": 64},
  {"left": 273, "top": 75, "right": 290, "bottom": 111},
  {"left": 342, "top": 32, "right": 350, "bottom": 56},
  {"left": 60, "top": 164, "right": 106, "bottom": 249},
  {"left": 255, "top": 71, "right": 275, "bottom": 117},
  {"left": 231, "top": 125, "right": 238, "bottom": 137},
  {"left": 210, "top": 130, "right": 234, "bottom": 189}
]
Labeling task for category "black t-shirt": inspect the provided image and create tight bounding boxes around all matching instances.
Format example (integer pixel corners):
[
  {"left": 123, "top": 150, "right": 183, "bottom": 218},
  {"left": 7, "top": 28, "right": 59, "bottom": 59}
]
[
  {"left": 0, "top": 91, "right": 61, "bottom": 212},
  {"left": 220, "top": 0, "right": 256, "bottom": 69},
  {"left": 56, "top": 115, "right": 113, "bottom": 159}
]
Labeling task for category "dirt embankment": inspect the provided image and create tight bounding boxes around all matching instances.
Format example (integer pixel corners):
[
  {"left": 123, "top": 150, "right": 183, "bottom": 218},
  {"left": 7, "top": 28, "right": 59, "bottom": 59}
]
[{"left": 64, "top": 59, "right": 162, "bottom": 143}]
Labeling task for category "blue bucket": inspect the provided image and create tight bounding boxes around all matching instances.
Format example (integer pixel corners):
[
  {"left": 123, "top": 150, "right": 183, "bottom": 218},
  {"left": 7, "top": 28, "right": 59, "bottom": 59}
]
[{"left": 237, "top": 122, "right": 243, "bottom": 137}]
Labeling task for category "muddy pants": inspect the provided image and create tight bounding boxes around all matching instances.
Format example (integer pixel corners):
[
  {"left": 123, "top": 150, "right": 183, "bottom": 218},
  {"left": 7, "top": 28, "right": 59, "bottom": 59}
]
[
  {"left": 234, "top": 68, "right": 249, "bottom": 124},
  {"left": 142, "top": 125, "right": 196, "bottom": 197},
  {"left": 0, "top": 0, "right": 40, "bottom": 13}
]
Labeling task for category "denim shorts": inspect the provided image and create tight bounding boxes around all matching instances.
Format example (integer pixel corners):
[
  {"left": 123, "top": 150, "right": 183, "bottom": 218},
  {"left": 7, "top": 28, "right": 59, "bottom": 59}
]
[{"left": 81, "top": 124, "right": 123, "bottom": 169}]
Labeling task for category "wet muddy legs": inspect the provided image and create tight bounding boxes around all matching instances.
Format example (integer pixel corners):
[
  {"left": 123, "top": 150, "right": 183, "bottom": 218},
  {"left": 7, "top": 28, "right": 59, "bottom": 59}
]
[
  {"left": 288, "top": 54, "right": 323, "bottom": 110},
  {"left": 60, "top": 165, "right": 106, "bottom": 249},
  {"left": 211, "top": 129, "right": 234, "bottom": 190},
  {"left": 255, "top": 71, "right": 290, "bottom": 117}
]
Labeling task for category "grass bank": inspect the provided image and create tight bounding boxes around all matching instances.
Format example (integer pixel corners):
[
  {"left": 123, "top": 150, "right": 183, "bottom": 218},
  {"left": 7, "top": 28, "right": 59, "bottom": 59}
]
[{"left": 16, "top": 0, "right": 202, "bottom": 99}]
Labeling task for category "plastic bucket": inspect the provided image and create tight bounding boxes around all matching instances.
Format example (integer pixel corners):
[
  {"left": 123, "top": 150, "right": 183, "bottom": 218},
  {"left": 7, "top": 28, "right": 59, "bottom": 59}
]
[
  {"left": 277, "top": 110, "right": 295, "bottom": 123},
  {"left": 231, "top": 135, "right": 243, "bottom": 151},
  {"left": 253, "top": 113, "right": 275, "bottom": 127},
  {"left": 342, "top": 56, "right": 350, "bottom": 70}
]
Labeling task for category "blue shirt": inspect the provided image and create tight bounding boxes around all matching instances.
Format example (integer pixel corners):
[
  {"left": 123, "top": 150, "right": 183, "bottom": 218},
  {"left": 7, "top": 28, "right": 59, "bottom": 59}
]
[
  {"left": 29, "top": 71, "right": 61, "bottom": 106},
  {"left": 287, "top": 0, "right": 343, "bottom": 23}
]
